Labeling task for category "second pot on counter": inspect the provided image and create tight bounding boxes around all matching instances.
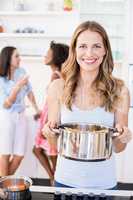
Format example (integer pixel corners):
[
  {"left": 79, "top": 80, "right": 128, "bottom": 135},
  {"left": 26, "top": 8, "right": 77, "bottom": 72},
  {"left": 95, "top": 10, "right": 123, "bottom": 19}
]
[{"left": 0, "top": 176, "right": 32, "bottom": 200}]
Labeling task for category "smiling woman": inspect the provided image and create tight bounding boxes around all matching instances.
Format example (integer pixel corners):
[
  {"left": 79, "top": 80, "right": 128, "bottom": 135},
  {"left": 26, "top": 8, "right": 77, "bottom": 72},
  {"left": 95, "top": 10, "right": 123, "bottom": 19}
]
[{"left": 42, "top": 21, "right": 132, "bottom": 189}]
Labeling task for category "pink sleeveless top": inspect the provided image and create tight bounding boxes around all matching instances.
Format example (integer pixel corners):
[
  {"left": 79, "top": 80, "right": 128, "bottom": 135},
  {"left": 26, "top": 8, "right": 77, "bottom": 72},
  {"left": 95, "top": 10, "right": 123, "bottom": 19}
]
[{"left": 34, "top": 71, "right": 61, "bottom": 155}]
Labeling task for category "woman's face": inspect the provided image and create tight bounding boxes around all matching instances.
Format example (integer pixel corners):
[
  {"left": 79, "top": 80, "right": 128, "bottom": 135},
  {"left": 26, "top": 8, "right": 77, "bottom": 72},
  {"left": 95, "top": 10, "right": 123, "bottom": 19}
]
[
  {"left": 10, "top": 49, "right": 21, "bottom": 69},
  {"left": 76, "top": 29, "right": 106, "bottom": 73},
  {"left": 44, "top": 48, "right": 53, "bottom": 65}
]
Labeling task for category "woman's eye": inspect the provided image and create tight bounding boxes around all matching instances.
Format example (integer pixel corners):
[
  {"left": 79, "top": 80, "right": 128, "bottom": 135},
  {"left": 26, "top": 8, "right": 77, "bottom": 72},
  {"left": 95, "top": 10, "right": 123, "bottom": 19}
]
[
  {"left": 79, "top": 45, "right": 86, "bottom": 48},
  {"left": 93, "top": 45, "right": 102, "bottom": 48}
]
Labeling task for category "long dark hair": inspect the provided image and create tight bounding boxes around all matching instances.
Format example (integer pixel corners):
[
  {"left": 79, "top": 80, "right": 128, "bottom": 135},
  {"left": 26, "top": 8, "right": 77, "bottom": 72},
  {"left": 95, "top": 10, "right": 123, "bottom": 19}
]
[
  {"left": 50, "top": 41, "right": 69, "bottom": 71},
  {"left": 0, "top": 46, "right": 16, "bottom": 78}
]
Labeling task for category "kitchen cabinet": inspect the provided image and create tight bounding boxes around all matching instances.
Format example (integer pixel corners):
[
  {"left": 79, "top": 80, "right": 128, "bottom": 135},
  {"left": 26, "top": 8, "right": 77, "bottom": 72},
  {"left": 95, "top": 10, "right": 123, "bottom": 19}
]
[
  {"left": 0, "top": 0, "right": 79, "bottom": 57},
  {"left": 0, "top": 0, "right": 128, "bottom": 70}
]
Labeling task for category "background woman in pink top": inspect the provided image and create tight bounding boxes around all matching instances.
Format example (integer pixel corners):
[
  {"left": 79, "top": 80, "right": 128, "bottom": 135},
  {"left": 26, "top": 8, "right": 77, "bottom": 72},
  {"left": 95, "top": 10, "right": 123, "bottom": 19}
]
[{"left": 33, "top": 41, "right": 69, "bottom": 185}]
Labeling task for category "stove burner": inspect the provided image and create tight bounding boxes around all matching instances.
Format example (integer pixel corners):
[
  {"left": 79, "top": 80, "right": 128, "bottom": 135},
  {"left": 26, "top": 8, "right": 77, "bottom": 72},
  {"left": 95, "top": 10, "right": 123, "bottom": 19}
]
[{"left": 31, "top": 192, "right": 133, "bottom": 200}]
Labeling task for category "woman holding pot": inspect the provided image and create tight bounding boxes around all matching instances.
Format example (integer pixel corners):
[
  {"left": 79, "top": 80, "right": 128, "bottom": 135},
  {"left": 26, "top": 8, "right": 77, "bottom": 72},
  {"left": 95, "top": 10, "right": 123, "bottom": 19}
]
[
  {"left": 0, "top": 46, "right": 40, "bottom": 177},
  {"left": 42, "top": 21, "right": 132, "bottom": 189}
]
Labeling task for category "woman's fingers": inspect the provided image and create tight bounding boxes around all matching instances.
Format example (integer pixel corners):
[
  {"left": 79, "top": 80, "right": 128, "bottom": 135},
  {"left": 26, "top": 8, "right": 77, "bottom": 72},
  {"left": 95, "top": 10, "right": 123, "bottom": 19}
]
[
  {"left": 42, "top": 122, "right": 58, "bottom": 147},
  {"left": 115, "top": 124, "right": 132, "bottom": 144},
  {"left": 17, "top": 75, "right": 29, "bottom": 87},
  {"left": 42, "top": 122, "right": 53, "bottom": 137},
  {"left": 49, "top": 121, "right": 58, "bottom": 129},
  {"left": 115, "top": 124, "right": 123, "bottom": 133}
]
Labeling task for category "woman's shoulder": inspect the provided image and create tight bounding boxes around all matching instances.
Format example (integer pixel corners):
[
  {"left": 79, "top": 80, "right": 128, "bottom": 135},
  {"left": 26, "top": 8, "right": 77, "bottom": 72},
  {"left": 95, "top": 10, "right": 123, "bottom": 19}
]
[
  {"left": 120, "top": 84, "right": 129, "bottom": 96},
  {"left": 49, "top": 78, "right": 64, "bottom": 90},
  {"left": 0, "top": 76, "right": 4, "bottom": 81},
  {"left": 0, "top": 76, "right": 9, "bottom": 85},
  {"left": 15, "top": 67, "right": 26, "bottom": 74},
  {"left": 114, "top": 79, "right": 130, "bottom": 113},
  {"left": 48, "top": 78, "right": 64, "bottom": 98},
  {"left": 115, "top": 77, "right": 129, "bottom": 95},
  {"left": 14, "top": 67, "right": 26, "bottom": 79},
  {"left": 0, "top": 77, "right": 4, "bottom": 87}
]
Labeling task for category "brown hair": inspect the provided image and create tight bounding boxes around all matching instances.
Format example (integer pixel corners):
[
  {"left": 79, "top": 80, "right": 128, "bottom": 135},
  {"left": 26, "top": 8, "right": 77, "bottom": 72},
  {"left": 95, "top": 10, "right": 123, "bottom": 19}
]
[
  {"left": 0, "top": 46, "right": 16, "bottom": 78},
  {"left": 62, "top": 21, "right": 123, "bottom": 112},
  {"left": 50, "top": 41, "right": 69, "bottom": 71}
]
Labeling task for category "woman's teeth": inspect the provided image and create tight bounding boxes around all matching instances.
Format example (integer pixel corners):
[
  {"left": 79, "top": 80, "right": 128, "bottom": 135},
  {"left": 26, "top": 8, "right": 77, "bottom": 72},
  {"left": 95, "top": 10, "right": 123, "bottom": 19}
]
[{"left": 83, "top": 58, "right": 97, "bottom": 64}]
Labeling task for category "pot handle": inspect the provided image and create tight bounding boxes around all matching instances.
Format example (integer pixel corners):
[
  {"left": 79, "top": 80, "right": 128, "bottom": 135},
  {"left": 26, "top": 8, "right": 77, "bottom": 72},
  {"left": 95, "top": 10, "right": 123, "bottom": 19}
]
[
  {"left": 51, "top": 124, "right": 65, "bottom": 135},
  {"left": 0, "top": 188, "right": 7, "bottom": 199},
  {"left": 51, "top": 128, "right": 60, "bottom": 135},
  {"left": 111, "top": 127, "right": 124, "bottom": 138}
]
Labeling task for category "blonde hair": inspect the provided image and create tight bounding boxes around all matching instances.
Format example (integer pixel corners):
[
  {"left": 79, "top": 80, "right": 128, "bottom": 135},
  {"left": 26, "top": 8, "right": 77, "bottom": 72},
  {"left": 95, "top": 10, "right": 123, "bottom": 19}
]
[{"left": 62, "top": 21, "right": 124, "bottom": 112}]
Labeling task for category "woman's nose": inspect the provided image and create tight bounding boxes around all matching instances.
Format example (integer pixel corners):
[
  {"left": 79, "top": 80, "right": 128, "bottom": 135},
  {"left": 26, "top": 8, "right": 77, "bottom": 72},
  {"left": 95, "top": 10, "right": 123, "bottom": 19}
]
[{"left": 85, "top": 48, "right": 93, "bottom": 56}]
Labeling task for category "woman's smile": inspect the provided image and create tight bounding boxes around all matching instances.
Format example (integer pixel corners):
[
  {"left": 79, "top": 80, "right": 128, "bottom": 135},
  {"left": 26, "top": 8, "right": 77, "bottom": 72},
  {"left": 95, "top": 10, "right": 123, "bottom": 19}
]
[{"left": 82, "top": 57, "right": 98, "bottom": 65}]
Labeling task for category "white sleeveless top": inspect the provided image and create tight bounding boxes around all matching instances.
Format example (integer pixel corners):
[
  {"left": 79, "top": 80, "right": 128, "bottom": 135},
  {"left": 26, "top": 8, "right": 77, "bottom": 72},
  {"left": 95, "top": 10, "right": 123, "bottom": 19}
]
[{"left": 55, "top": 105, "right": 117, "bottom": 189}]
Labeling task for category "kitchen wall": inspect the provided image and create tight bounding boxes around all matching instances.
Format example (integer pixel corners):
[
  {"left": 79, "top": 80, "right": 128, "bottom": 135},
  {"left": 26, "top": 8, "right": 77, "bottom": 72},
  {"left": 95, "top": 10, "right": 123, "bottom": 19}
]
[{"left": 128, "top": 0, "right": 133, "bottom": 64}]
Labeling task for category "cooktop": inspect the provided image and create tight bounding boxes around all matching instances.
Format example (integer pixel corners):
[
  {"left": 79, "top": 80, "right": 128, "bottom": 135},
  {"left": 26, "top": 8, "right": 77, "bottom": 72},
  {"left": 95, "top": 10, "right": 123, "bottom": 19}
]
[
  {"left": 30, "top": 186, "right": 133, "bottom": 200},
  {"left": 30, "top": 191, "right": 133, "bottom": 200}
]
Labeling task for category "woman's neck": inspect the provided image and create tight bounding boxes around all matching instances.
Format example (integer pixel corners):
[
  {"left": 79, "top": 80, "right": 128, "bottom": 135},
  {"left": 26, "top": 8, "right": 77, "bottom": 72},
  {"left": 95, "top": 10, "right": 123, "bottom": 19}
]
[
  {"left": 9, "top": 67, "right": 15, "bottom": 80},
  {"left": 79, "top": 69, "right": 99, "bottom": 88},
  {"left": 51, "top": 64, "right": 59, "bottom": 72}
]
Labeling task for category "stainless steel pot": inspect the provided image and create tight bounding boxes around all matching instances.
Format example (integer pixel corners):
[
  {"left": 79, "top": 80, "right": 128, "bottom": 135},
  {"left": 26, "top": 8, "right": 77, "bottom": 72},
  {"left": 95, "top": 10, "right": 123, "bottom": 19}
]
[
  {"left": 56, "top": 123, "right": 119, "bottom": 162},
  {"left": 0, "top": 176, "right": 32, "bottom": 200}
]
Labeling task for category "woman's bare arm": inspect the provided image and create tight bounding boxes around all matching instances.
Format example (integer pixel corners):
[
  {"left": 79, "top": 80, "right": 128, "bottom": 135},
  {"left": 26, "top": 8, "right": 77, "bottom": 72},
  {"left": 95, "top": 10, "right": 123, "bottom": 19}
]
[
  {"left": 42, "top": 79, "right": 64, "bottom": 148},
  {"left": 113, "top": 85, "right": 132, "bottom": 153}
]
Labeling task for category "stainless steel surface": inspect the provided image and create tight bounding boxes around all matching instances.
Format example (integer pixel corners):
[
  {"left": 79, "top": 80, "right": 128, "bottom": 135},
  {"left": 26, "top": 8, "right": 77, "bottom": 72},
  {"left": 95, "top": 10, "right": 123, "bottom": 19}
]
[
  {"left": 0, "top": 176, "right": 32, "bottom": 199},
  {"left": 57, "top": 123, "right": 117, "bottom": 161}
]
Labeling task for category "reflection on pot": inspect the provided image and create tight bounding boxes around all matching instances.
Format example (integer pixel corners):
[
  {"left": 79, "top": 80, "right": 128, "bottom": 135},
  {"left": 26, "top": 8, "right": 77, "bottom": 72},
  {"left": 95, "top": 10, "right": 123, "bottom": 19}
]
[{"left": 0, "top": 176, "right": 32, "bottom": 200}]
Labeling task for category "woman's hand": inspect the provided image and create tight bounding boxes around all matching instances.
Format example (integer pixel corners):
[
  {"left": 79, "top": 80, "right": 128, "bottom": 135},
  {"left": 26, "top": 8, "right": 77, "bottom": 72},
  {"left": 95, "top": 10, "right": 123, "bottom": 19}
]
[
  {"left": 113, "top": 124, "right": 132, "bottom": 153},
  {"left": 3, "top": 75, "right": 29, "bottom": 108},
  {"left": 16, "top": 75, "right": 29, "bottom": 89},
  {"left": 115, "top": 124, "right": 132, "bottom": 144},
  {"left": 42, "top": 121, "right": 58, "bottom": 148}
]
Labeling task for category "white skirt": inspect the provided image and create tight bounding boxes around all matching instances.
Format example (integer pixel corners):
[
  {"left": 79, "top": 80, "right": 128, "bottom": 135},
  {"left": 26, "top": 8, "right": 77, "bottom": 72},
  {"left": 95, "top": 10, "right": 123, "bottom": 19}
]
[{"left": 0, "top": 110, "right": 28, "bottom": 156}]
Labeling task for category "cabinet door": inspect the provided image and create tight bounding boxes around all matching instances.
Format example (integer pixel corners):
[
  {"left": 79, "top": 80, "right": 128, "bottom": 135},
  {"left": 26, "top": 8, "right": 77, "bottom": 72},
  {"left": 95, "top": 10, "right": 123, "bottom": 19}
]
[{"left": 128, "top": 0, "right": 133, "bottom": 64}]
